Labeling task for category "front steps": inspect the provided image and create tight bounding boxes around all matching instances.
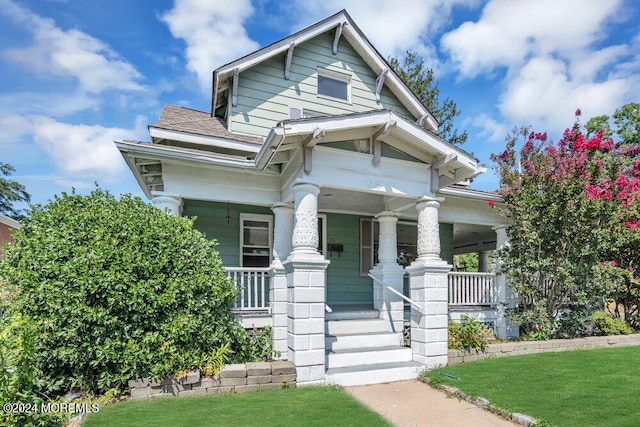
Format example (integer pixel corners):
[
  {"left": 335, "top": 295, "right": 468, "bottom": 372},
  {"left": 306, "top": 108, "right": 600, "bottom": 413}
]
[{"left": 324, "top": 313, "right": 423, "bottom": 386}]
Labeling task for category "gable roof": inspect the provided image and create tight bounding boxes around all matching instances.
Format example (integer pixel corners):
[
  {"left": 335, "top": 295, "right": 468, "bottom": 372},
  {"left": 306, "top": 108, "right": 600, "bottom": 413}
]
[{"left": 211, "top": 10, "right": 439, "bottom": 132}]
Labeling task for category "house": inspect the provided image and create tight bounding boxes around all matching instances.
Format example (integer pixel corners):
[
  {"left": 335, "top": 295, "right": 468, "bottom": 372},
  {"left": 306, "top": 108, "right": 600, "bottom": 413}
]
[
  {"left": 0, "top": 214, "right": 21, "bottom": 259},
  {"left": 116, "top": 10, "right": 516, "bottom": 386}
]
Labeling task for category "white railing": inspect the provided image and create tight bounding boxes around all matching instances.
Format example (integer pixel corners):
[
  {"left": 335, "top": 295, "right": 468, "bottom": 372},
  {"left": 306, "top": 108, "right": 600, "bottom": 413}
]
[
  {"left": 369, "top": 273, "right": 424, "bottom": 313},
  {"left": 225, "top": 267, "right": 270, "bottom": 311},
  {"left": 448, "top": 272, "right": 497, "bottom": 306}
]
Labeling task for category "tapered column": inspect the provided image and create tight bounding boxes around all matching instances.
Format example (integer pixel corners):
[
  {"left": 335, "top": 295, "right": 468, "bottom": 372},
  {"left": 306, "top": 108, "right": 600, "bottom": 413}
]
[
  {"left": 406, "top": 196, "right": 451, "bottom": 369},
  {"left": 151, "top": 191, "right": 182, "bottom": 216},
  {"left": 270, "top": 203, "right": 294, "bottom": 359},
  {"left": 478, "top": 251, "right": 490, "bottom": 272},
  {"left": 370, "top": 212, "right": 405, "bottom": 333},
  {"left": 284, "top": 182, "right": 329, "bottom": 385},
  {"left": 493, "top": 225, "right": 519, "bottom": 338}
]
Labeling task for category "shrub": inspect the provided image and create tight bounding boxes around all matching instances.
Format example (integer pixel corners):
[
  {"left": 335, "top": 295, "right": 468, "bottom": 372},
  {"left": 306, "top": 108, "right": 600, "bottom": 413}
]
[
  {"left": 448, "top": 315, "right": 493, "bottom": 350},
  {"left": 0, "top": 188, "right": 270, "bottom": 398},
  {"left": 591, "top": 311, "right": 634, "bottom": 336}
]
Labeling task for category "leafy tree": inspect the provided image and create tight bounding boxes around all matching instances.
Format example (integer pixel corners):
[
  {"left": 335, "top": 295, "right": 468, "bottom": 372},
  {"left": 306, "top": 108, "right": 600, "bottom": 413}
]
[
  {"left": 586, "top": 102, "right": 640, "bottom": 146},
  {"left": 0, "top": 188, "right": 269, "bottom": 400},
  {"left": 0, "top": 162, "right": 30, "bottom": 220},
  {"left": 492, "top": 109, "right": 640, "bottom": 336},
  {"left": 389, "top": 51, "right": 468, "bottom": 145}
]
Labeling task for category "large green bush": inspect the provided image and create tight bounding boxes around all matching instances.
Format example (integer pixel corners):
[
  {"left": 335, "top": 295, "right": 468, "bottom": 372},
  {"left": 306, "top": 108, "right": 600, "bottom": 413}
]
[{"left": 0, "top": 188, "right": 268, "bottom": 399}]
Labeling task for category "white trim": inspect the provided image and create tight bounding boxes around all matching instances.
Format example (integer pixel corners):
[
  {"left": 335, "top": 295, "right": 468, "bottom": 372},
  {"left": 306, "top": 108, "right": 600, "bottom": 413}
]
[
  {"left": 240, "top": 213, "right": 273, "bottom": 268},
  {"left": 148, "top": 127, "right": 261, "bottom": 153},
  {"left": 0, "top": 214, "right": 21, "bottom": 229}
]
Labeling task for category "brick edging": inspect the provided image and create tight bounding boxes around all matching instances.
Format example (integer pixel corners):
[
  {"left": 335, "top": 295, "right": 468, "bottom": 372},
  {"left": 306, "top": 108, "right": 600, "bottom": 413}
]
[
  {"left": 128, "top": 361, "right": 296, "bottom": 399},
  {"left": 448, "top": 333, "right": 640, "bottom": 365}
]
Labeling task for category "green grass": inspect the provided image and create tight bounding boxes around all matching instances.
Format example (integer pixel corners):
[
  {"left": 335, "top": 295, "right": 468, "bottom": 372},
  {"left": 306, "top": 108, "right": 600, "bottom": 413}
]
[
  {"left": 83, "top": 386, "right": 391, "bottom": 427},
  {"left": 425, "top": 346, "right": 640, "bottom": 426}
]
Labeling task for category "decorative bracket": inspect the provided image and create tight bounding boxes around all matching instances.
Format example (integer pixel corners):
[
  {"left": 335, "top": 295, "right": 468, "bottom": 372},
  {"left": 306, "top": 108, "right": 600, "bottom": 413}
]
[
  {"left": 430, "top": 153, "right": 458, "bottom": 192},
  {"left": 231, "top": 67, "right": 239, "bottom": 107},
  {"left": 285, "top": 42, "right": 295, "bottom": 80},
  {"left": 332, "top": 22, "right": 345, "bottom": 55},
  {"left": 303, "top": 128, "right": 325, "bottom": 174},
  {"left": 372, "top": 120, "right": 397, "bottom": 166},
  {"left": 375, "top": 69, "right": 388, "bottom": 102}
]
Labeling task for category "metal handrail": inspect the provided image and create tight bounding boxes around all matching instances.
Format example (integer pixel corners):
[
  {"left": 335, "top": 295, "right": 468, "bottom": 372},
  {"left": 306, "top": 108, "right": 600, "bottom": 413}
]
[{"left": 368, "top": 274, "right": 424, "bottom": 312}]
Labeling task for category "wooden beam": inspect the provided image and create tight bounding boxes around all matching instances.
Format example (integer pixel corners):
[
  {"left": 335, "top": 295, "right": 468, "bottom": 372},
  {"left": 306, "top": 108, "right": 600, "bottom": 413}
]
[
  {"left": 231, "top": 67, "right": 239, "bottom": 107},
  {"left": 285, "top": 42, "right": 295, "bottom": 80},
  {"left": 332, "top": 22, "right": 345, "bottom": 55},
  {"left": 303, "top": 128, "right": 325, "bottom": 174},
  {"left": 372, "top": 120, "right": 396, "bottom": 167},
  {"left": 375, "top": 69, "right": 388, "bottom": 102},
  {"left": 433, "top": 153, "right": 458, "bottom": 171}
]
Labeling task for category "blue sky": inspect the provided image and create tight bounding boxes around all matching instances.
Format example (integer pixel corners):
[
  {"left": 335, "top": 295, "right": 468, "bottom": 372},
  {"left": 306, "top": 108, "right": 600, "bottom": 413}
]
[{"left": 1, "top": 0, "right": 639, "bottom": 209}]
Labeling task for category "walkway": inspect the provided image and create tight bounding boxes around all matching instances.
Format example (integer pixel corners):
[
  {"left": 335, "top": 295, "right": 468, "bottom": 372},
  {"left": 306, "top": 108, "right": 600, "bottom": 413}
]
[{"left": 345, "top": 379, "right": 517, "bottom": 427}]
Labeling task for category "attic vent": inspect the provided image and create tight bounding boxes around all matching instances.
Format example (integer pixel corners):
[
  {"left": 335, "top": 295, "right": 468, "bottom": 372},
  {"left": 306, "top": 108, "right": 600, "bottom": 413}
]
[{"left": 289, "top": 107, "right": 303, "bottom": 120}]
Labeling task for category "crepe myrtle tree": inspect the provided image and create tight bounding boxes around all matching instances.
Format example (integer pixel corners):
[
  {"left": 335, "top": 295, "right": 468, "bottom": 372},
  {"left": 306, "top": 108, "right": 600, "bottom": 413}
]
[
  {"left": 491, "top": 109, "right": 640, "bottom": 337},
  {"left": 0, "top": 188, "right": 270, "bottom": 399}
]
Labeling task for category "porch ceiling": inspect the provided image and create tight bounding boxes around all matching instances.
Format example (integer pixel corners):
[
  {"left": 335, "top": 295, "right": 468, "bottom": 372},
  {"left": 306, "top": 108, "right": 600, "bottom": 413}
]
[{"left": 453, "top": 223, "right": 496, "bottom": 255}]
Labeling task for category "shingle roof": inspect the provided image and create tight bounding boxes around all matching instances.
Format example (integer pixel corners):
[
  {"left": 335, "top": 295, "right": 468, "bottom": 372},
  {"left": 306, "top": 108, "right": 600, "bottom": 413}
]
[{"left": 150, "top": 104, "right": 264, "bottom": 146}]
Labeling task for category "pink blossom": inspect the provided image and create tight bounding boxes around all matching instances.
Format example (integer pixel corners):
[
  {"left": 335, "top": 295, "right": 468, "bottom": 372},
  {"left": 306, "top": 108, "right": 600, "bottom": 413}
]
[
  {"left": 575, "top": 108, "right": 582, "bottom": 116},
  {"left": 489, "top": 200, "right": 495, "bottom": 208}
]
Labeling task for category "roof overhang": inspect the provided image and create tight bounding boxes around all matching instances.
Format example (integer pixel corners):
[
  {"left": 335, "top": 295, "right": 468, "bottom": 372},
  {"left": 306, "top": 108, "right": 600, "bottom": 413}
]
[
  {"left": 212, "top": 10, "right": 438, "bottom": 132},
  {"left": 149, "top": 126, "right": 261, "bottom": 154},
  {"left": 256, "top": 110, "right": 481, "bottom": 189}
]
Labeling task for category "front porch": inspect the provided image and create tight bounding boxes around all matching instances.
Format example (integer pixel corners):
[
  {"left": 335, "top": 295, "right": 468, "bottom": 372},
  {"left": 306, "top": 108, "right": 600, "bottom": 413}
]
[{"left": 227, "top": 268, "right": 510, "bottom": 331}]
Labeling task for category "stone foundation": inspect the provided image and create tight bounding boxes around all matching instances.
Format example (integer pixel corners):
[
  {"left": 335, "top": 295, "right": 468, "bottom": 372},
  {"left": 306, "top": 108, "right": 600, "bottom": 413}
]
[
  {"left": 128, "top": 361, "right": 296, "bottom": 399},
  {"left": 448, "top": 334, "right": 640, "bottom": 365}
]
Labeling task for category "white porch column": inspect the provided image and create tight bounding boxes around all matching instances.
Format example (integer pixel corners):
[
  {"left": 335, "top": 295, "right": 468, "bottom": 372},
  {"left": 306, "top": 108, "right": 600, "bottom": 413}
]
[
  {"left": 493, "top": 225, "right": 519, "bottom": 338},
  {"left": 370, "top": 212, "right": 405, "bottom": 333},
  {"left": 478, "top": 251, "right": 490, "bottom": 273},
  {"left": 406, "top": 197, "right": 451, "bottom": 369},
  {"left": 284, "top": 182, "right": 329, "bottom": 385},
  {"left": 151, "top": 191, "right": 182, "bottom": 216},
  {"left": 270, "top": 203, "right": 294, "bottom": 359}
]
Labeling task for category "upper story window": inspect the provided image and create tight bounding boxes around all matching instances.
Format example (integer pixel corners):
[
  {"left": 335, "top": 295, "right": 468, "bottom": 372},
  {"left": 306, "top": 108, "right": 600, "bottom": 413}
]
[{"left": 317, "top": 69, "right": 351, "bottom": 102}]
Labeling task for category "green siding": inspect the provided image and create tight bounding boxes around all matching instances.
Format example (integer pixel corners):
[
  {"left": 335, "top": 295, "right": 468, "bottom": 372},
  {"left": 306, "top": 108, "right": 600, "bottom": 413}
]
[
  {"left": 231, "top": 32, "right": 413, "bottom": 138},
  {"left": 183, "top": 200, "right": 272, "bottom": 267},
  {"left": 325, "top": 213, "right": 373, "bottom": 304},
  {"left": 183, "top": 202, "right": 454, "bottom": 306}
]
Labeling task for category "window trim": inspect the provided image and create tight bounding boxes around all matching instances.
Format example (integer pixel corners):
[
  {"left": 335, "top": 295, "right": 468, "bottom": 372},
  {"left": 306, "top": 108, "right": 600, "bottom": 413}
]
[
  {"left": 317, "top": 68, "right": 352, "bottom": 103},
  {"left": 239, "top": 213, "right": 273, "bottom": 268}
]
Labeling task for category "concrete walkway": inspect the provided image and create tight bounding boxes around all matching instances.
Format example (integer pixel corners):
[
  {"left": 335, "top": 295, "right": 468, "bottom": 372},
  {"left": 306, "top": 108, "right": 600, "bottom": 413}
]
[{"left": 345, "top": 380, "right": 518, "bottom": 427}]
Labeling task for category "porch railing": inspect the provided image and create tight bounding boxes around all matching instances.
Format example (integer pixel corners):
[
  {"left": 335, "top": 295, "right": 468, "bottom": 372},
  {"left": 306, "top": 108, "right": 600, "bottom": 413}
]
[
  {"left": 225, "top": 267, "right": 270, "bottom": 311},
  {"left": 448, "top": 272, "right": 497, "bottom": 306}
]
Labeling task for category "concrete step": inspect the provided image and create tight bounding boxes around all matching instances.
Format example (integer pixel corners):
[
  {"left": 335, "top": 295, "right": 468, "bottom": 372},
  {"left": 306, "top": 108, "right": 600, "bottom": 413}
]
[
  {"left": 326, "top": 309, "right": 379, "bottom": 321},
  {"left": 326, "top": 318, "right": 390, "bottom": 335},
  {"left": 325, "top": 331, "right": 403, "bottom": 351},
  {"left": 325, "top": 361, "right": 423, "bottom": 386},
  {"left": 326, "top": 346, "right": 413, "bottom": 369}
]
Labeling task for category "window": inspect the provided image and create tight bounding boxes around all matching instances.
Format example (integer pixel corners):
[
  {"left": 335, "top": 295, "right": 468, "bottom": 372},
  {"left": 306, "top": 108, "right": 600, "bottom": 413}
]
[
  {"left": 240, "top": 214, "right": 272, "bottom": 267},
  {"left": 317, "top": 69, "right": 351, "bottom": 102}
]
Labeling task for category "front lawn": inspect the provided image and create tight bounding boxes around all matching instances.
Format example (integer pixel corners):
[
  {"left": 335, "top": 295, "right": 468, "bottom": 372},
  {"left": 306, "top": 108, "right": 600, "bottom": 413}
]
[
  {"left": 424, "top": 346, "right": 640, "bottom": 426},
  {"left": 83, "top": 386, "right": 390, "bottom": 427}
]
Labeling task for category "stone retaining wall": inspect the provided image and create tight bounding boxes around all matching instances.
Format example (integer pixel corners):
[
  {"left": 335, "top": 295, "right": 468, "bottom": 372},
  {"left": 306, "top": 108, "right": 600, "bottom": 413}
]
[
  {"left": 128, "top": 361, "right": 296, "bottom": 399},
  {"left": 448, "top": 333, "right": 640, "bottom": 365}
]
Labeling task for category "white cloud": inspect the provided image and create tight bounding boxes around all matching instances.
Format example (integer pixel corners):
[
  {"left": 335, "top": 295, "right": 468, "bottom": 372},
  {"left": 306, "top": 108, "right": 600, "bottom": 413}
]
[
  {"left": 29, "top": 116, "right": 146, "bottom": 178},
  {"left": 161, "top": 0, "right": 259, "bottom": 90},
  {"left": 442, "top": 0, "right": 622, "bottom": 78},
  {"left": 441, "top": 0, "right": 638, "bottom": 132},
  {"left": 469, "top": 113, "right": 510, "bottom": 143},
  {"left": 0, "top": 0, "right": 143, "bottom": 93},
  {"left": 500, "top": 56, "right": 631, "bottom": 130}
]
